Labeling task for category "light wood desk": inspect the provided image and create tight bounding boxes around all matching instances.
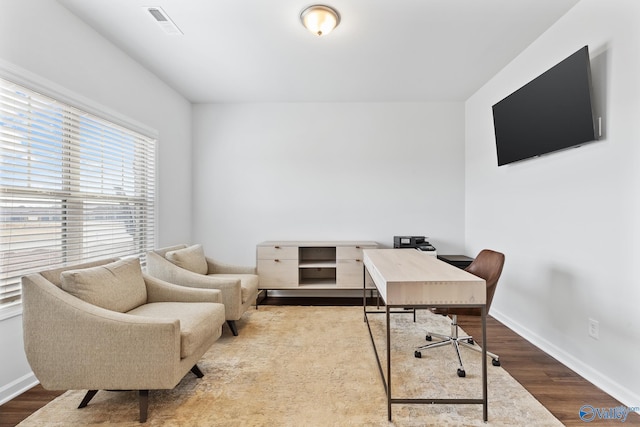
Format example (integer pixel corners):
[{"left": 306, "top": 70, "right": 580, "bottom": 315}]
[{"left": 362, "top": 249, "right": 488, "bottom": 421}]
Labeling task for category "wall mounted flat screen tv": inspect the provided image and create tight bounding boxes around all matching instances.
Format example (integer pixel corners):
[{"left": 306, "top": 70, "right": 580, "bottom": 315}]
[{"left": 492, "top": 46, "right": 597, "bottom": 166}]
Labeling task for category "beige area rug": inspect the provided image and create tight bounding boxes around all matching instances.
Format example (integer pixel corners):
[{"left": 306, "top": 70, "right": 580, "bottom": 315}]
[{"left": 19, "top": 306, "right": 562, "bottom": 426}]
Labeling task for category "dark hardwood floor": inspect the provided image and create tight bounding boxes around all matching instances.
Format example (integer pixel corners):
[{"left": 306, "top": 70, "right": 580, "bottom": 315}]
[
  {"left": 458, "top": 312, "right": 640, "bottom": 426},
  {"left": 0, "top": 387, "right": 63, "bottom": 427},
  {"left": 1, "top": 297, "right": 638, "bottom": 426}
]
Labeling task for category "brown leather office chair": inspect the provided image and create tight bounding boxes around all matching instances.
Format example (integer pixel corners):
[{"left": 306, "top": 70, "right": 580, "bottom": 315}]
[{"left": 414, "top": 249, "right": 505, "bottom": 377}]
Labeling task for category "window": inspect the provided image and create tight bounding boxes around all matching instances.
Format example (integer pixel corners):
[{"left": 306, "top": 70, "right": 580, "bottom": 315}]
[{"left": 0, "top": 77, "right": 156, "bottom": 313}]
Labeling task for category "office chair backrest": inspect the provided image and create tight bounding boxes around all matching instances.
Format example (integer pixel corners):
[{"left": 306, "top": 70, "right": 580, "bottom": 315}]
[{"left": 464, "top": 249, "right": 505, "bottom": 312}]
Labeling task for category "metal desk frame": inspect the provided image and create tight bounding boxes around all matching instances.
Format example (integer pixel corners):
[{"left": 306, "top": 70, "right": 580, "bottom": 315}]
[{"left": 362, "top": 253, "right": 488, "bottom": 422}]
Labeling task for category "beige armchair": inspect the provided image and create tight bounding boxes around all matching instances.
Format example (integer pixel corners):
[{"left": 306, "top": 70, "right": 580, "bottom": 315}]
[
  {"left": 22, "top": 257, "right": 226, "bottom": 422},
  {"left": 147, "top": 244, "right": 259, "bottom": 336}
]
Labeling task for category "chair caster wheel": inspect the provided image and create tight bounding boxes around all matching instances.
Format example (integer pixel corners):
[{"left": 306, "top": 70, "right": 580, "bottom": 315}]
[
  {"left": 425, "top": 335, "right": 432, "bottom": 341},
  {"left": 467, "top": 338, "right": 474, "bottom": 345},
  {"left": 414, "top": 351, "right": 422, "bottom": 358},
  {"left": 457, "top": 369, "right": 466, "bottom": 378},
  {"left": 492, "top": 358, "right": 501, "bottom": 366}
]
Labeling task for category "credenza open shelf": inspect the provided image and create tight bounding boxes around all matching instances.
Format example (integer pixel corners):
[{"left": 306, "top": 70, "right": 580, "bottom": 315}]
[{"left": 257, "top": 241, "right": 378, "bottom": 289}]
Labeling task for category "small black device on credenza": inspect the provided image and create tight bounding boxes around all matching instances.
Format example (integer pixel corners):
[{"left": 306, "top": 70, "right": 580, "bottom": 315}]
[{"left": 393, "top": 236, "right": 436, "bottom": 252}]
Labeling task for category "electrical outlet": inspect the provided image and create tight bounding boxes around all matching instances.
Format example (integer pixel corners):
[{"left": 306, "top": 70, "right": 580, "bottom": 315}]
[{"left": 588, "top": 318, "right": 600, "bottom": 340}]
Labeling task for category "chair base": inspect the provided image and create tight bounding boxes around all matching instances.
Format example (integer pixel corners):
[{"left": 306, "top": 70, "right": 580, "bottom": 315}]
[
  {"left": 414, "top": 315, "right": 500, "bottom": 377},
  {"left": 78, "top": 389, "right": 149, "bottom": 422},
  {"left": 77, "top": 364, "right": 205, "bottom": 422}
]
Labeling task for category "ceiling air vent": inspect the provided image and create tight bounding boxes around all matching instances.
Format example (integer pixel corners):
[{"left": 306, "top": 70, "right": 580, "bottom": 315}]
[{"left": 145, "top": 7, "right": 183, "bottom": 35}]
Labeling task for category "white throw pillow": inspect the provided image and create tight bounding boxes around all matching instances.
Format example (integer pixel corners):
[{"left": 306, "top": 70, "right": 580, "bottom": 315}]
[
  {"left": 60, "top": 258, "right": 147, "bottom": 313},
  {"left": 165, "top": 244, "right": 209, "bottom": 275}
]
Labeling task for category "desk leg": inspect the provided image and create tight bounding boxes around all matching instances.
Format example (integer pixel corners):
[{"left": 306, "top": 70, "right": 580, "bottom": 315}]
[
  {"left": 363, "top": 265, "right": 367, "bottom": 322},
  {"left": 482, "top": 305, "right": 488, "bottom": 422},
  {"left": 386, "top": 305, "right": 392, "bottom": 421}
]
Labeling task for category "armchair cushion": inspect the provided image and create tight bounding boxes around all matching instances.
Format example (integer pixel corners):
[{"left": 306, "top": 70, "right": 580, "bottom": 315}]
[
  {"left": 128, "top": 301, "right": 225, "bottom": 358},
  {"left": 60, "top": 258, "right": 147, "bottom": 313},
  {"left": 165, "top": 244, "right": 208, "bottom": 275}
]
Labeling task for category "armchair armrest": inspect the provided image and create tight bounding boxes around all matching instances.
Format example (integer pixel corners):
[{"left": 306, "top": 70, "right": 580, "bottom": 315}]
[
  {"left": 206, "top": 257, "right": 256, "bottom": 275},
  {"left": 146, "top": 250, "right": 245, "bottom": 319},
  {"left": 163, "top": 270, "right": 242, "bottom": 318},
  {"left": 22, "top": 274, "right": 183, "bottom": 390},
  {"left": 143, "top": 273, "right": 222, "bottom": 304}
]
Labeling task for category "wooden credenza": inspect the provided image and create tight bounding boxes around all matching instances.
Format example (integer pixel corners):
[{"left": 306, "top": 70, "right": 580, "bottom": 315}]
[{"left": 256, "top": 241, "right": 379, "bottom": 290}]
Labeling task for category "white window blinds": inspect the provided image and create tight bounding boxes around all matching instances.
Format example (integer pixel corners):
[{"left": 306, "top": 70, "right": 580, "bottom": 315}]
[{"left": 0, "top": 77, "right": 156, "bottom": 311}]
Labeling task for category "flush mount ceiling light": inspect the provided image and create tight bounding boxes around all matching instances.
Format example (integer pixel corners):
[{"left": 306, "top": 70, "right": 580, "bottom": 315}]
[{"left": 300, "top": 5, "right": 340, "bottom": 36}]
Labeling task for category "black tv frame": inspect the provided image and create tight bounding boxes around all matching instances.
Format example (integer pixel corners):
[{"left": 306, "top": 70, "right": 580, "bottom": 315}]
[{"left": 492, "top": 46, "right": 598, "bottom": 166}]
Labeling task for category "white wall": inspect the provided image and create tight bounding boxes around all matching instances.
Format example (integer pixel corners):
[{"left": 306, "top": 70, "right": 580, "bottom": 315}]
[
  {"left": 465, "top": 0, "right": 640, "bottom": 407},
  {"left": 192, "top": 102, "right": 466, "bottom": 264},
  {"left": 0, "top": 1, "right": 192, "bottom": 403}
]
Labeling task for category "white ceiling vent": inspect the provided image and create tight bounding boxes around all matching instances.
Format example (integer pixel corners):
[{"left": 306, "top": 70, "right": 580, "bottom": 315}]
[{"left": 145, "top": 7, "right": 183, "bottom": 35}]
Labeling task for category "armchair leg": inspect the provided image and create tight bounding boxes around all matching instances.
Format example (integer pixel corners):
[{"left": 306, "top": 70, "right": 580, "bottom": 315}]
[
  {"left": 78, "top": 390, "right": 99, "bottom": 408},
  {"left": 190, "top": 364, "right": 204, "bottom": 378},
  {"left": 227, "top": 320, "right": 238, "bottom": 336},
  {"left": 139, "top": 390, "right": 149, "bottom": 423},
  {"left": 78, "top": 389, "right": 149, "bottom": 422}
]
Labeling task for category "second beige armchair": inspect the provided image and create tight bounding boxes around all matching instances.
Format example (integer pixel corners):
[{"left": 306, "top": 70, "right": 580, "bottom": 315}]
[{"left": 147, "top": 244, "right": 259, "bottom": 336}]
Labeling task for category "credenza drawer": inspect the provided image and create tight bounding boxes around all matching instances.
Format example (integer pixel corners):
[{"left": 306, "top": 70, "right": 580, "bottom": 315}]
[
  {"left": 336, "top": 245, "right": 375, "bottom": 260},
  {"left": 257, "top": 245, "right": 298, "bottom": 260},
  {"left": 337, "top": 259, "right": 367, "bottom": 287},
  {"left": 257, "top": 259, "right": 298, "bottom": 288}
]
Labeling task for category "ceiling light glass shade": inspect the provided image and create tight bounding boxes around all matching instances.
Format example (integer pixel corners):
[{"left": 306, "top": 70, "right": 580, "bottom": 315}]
[{"left": 300, "top": 5, "right": 340, "bottom": 36}]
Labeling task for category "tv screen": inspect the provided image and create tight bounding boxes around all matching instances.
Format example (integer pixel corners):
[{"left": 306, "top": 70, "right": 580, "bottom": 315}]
[{"left": 492, "top": 46, "right": 597, "bottom": 166}]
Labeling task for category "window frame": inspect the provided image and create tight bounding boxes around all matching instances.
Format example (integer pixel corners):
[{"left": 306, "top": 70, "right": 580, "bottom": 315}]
[{"left": 0, "top": 63, "right": 158, "bottom": 319}]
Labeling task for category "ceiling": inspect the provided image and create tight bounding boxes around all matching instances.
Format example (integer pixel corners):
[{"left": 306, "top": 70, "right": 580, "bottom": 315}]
[{"left": 57, "top": 0, "right": 580, "bottom": 104}]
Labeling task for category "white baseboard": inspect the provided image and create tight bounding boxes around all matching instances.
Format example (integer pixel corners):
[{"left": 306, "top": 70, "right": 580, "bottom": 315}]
[
  {"left": 0, "top": 372, "right": 38, "bottom": 406},
  {"left": 491, "top": 308, "right": 640, "bottom": 411}
]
